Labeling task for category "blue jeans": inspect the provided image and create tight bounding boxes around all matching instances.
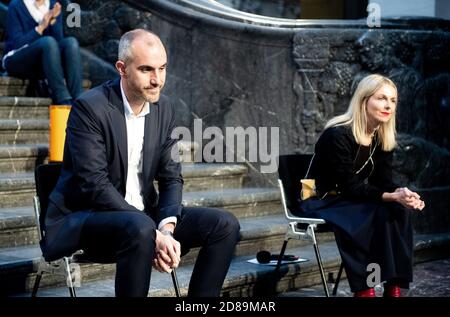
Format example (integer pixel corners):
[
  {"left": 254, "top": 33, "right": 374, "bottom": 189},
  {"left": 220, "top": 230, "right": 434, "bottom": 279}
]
[{"left": 4, "top": 36, "right": 83, "bottom": 104}]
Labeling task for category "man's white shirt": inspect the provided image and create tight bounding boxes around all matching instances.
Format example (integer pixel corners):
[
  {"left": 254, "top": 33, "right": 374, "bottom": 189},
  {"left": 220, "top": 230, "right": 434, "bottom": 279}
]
[{"left": 120, "top": 81, "right": 177, "bottom": 230}]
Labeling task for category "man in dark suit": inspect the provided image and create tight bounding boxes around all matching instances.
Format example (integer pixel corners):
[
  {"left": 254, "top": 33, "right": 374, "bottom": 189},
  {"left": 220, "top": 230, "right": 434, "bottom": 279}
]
[{"left": 43, "top": 29, "right": 240, "bottom": 297}]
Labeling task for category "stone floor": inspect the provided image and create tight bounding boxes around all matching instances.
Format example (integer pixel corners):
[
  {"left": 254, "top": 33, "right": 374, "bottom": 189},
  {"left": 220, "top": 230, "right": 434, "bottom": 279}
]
[{"left": 279, "top": 257, "right": 450, "bottom": 297}]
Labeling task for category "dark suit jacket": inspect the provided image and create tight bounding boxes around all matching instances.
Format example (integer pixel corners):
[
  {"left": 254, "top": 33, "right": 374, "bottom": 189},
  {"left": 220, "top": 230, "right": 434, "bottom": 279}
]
[{"left": 43, "top": 78, "right": 183, "bottom": 260}]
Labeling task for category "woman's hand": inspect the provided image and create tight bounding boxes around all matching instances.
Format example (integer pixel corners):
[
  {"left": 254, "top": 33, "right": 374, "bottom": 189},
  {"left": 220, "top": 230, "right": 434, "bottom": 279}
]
[{"left": 382, "top": 187, "right": 425, "bottom": 211}]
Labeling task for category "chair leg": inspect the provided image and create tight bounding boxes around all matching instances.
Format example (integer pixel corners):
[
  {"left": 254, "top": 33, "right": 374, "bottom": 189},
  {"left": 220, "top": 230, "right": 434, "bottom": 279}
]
[
  {"left": 68, "top": 286, "right": 77, "bottom": 297},
  {"left": 332, "top": 262, "right": 344, "bottom": 296},
  {"left": 64, "top": 258, "right": 77, "bottom": 298},
  {"left": 275, "top": 239, "right": 289, "bottom": 272},
  {"left": 171, "top": 269, "right": 181, "bottom": 297},
  {"left": 313, "top": 242, "right": 330, "bottom": 297},
  {"left": 31, "top": 272, "right": 43, "bottom": 297}
]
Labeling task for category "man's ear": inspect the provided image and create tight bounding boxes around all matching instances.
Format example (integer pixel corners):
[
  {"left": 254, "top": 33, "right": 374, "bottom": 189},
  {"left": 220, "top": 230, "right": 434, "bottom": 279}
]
[{"left": 115, "top": 60, "right": 127, "bottom": 77}]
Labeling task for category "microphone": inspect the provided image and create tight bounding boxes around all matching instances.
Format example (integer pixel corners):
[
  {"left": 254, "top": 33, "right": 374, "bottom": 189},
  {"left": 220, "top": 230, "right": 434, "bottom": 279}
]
[{"left": 256, "top": 250, "right": 299, "bottom": 264}]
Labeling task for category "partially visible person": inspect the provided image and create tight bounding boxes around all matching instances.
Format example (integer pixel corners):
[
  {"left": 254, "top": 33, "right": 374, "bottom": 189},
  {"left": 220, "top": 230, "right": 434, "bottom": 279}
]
[
  {"left": 303, "top": 74, "right": 425, "bottom": 297},
  {"left": 3, "top": 0, "right": 83, "bottom": 105}
]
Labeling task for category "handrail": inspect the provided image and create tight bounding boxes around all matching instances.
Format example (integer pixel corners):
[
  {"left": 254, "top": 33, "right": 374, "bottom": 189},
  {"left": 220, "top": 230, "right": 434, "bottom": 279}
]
[{"left": 124, "top": 0, "right": 427, "bottom": 33}]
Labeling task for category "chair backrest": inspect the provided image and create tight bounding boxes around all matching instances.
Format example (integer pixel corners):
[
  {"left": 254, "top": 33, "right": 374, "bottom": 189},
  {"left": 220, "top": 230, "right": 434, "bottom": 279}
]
[
  {"left": 34, "top": 163, "right": 63, "bottom": 237},
  {"left": 278, "top": 154, "right": 313, "bottom": 213}
]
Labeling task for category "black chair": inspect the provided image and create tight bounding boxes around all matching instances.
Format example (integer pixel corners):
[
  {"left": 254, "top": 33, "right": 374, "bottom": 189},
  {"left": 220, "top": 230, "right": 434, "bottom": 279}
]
[
  {"left": 277, "top": 154, "right": 344, "bottom": 297},
  {"left": 31, "top": 163, "right": 181, "bottom": 297}
]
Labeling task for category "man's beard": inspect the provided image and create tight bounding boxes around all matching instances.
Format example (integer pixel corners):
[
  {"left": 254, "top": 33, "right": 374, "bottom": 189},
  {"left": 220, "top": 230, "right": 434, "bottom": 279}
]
[
  {"left": 144, "top": 89, "right": 160, "bottom": 103},
  {"left": 130, "top": 85, "right": 161, "bottom": 104},
  {"left": 142, "top": 84, "right": 163, "bottom": 103}
]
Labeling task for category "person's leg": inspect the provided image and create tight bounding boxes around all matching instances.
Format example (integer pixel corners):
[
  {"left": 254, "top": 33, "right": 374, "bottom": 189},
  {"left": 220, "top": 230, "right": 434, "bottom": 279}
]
[
  {"left": 333, "top": 228, "right": 373, "bottom": 293},
  {"left": 371, "top": 203, "right": 413, "bottom": 289},
  {"left": 4, "top": 36, "right": 72, "bottom": 104},
  {"left": 79, "top": 211, "right": 156, "bottom": 297},
  {"left": 174, "top": 207, "right": 240, "bottom": 297},
  {"left": 59, "top": 37, "right": 83, "bottom": 98},
  {"left": 371, "top": 203, "right": 413, "bottom": 296}
]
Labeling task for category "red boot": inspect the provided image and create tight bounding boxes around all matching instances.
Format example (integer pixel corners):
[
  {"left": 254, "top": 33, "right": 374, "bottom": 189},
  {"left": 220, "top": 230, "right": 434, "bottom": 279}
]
[
  {"left": 354, "top": 288, "right": 376, "bottom": 297},
  {"left": 384, "top": 285, "right": 402, "bottom": 297}
]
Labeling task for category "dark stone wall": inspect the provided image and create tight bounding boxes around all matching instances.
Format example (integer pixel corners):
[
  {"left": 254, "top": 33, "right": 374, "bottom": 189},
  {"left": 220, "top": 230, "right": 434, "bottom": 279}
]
[
  {"left": 61, "top": 0, "right": 152, "bottom": 65},
  {"left": 290, "top": 28, "right": 450, "bottom": 152},
  {"left": 394, "top": 134, "right": 450, "bottom": 234},
  {"left": 129, "top": 1, "right": 449, "bottom": 234},
  {"left": 58, "top": 0, "right": 154, "bottom": 86}
]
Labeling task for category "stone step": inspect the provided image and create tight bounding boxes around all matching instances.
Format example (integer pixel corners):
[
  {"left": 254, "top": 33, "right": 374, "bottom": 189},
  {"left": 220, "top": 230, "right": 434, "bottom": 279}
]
[
  {"left": 0, "top": 199, "right": 293, "bottom": 249},
  {"left": 0, "top": 164, "right": 251, "bottom": 208},
  {"left": 8, "top": 231, "right": 450, "bottom": 297},
  {"left": 0, "top": 216, "right": 337, "bottom": 296},
  {"left": 0, "top": 77, "right": 29, "bottom": 97},
  {"left": 0, "top": 119, "right": 48, "bottom": 145},
  {"left": 181, "top": 163, "right": 247, "bottom": 192},
  {"left": 0, "top": 142, "right": 244, "bottom": 179},
  {"left": 0, "top": 206, "right": 38, "bottom": 248},
  {"left": 0, "top": 187, "right": 284, "bottom": 247},
  {"left": 0, "top": 173, "right": 36, "bottom": 209},
  {"left": 182, "top": 187, "right": 281, "bottom": 218},
  {"left": 0, "top": 144, "right": 48, "bottom": 173},
  {"left": 234, "top": 214, "right": 334, "bottom": 258},
  {"left": 0, "top": 77, "right": 30, "bottom": 86},
  {"left": 0, "top": 76, "right": 91, "bottom": 98},
  {"left": 0, "top": 211, "right": 313, "bottom": 258},
  {"left": 7, "top": 245, "right": 335, "bottom": 297},
  {"left": 0, "top": 97, "right": 52, "bottom": 119}
]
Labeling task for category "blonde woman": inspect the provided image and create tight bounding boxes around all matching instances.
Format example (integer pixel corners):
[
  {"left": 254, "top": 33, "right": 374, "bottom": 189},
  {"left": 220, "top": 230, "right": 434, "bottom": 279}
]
[{"left": 302, "top": 74, "right": 425, "bottom": 297}]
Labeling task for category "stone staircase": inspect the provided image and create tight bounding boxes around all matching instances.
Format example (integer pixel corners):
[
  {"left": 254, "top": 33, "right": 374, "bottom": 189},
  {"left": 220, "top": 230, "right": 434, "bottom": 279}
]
[
  {"left": 0, "top": 75, "right": 449, "bottom": 297},
  {"left": 0, "top": 74, "right": 338, "bottom": 297}
]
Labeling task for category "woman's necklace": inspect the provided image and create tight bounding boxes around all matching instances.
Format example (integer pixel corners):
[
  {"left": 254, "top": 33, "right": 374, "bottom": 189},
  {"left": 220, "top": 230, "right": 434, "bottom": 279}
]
[{"left": 355, "top": 134, "right": 377, "bottom": 175}]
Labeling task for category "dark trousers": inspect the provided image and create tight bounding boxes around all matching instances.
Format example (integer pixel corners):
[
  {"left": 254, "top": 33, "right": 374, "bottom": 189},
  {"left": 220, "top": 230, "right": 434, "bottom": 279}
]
[
  {"left": 78, "top": 207, "right": 240, "bottom": 297},
  {"left": 333, "top": 203, "right": 413, "bottom": 292},
  {"left": 4, "top": 36, "right": 83, "bottom": 104}
]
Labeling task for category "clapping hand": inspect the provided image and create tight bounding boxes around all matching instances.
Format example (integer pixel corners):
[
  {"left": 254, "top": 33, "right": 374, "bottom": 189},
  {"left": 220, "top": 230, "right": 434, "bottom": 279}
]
[
  {"left": 49, "top": 2, "right": 61, "bottom": 25},
  {"left": 36, "top": 2, "right": 61, "bottom": 34}
]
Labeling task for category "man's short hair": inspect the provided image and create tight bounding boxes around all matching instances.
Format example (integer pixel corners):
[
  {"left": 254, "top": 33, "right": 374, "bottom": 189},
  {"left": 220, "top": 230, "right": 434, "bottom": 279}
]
[{"left": 118, "top": 29, "right": 159, "bottom": 63}]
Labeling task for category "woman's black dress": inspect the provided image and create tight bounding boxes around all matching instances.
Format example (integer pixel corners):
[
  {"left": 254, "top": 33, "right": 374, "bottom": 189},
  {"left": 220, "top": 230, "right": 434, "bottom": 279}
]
[{"left": 298, "top": 125, "right": 413, "bottom": 292}]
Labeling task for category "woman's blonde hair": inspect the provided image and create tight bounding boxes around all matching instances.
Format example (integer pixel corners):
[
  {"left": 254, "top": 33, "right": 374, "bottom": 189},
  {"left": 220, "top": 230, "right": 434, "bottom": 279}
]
[{"left": 324, "top": 74, "right": 397, "bottom": 151}]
